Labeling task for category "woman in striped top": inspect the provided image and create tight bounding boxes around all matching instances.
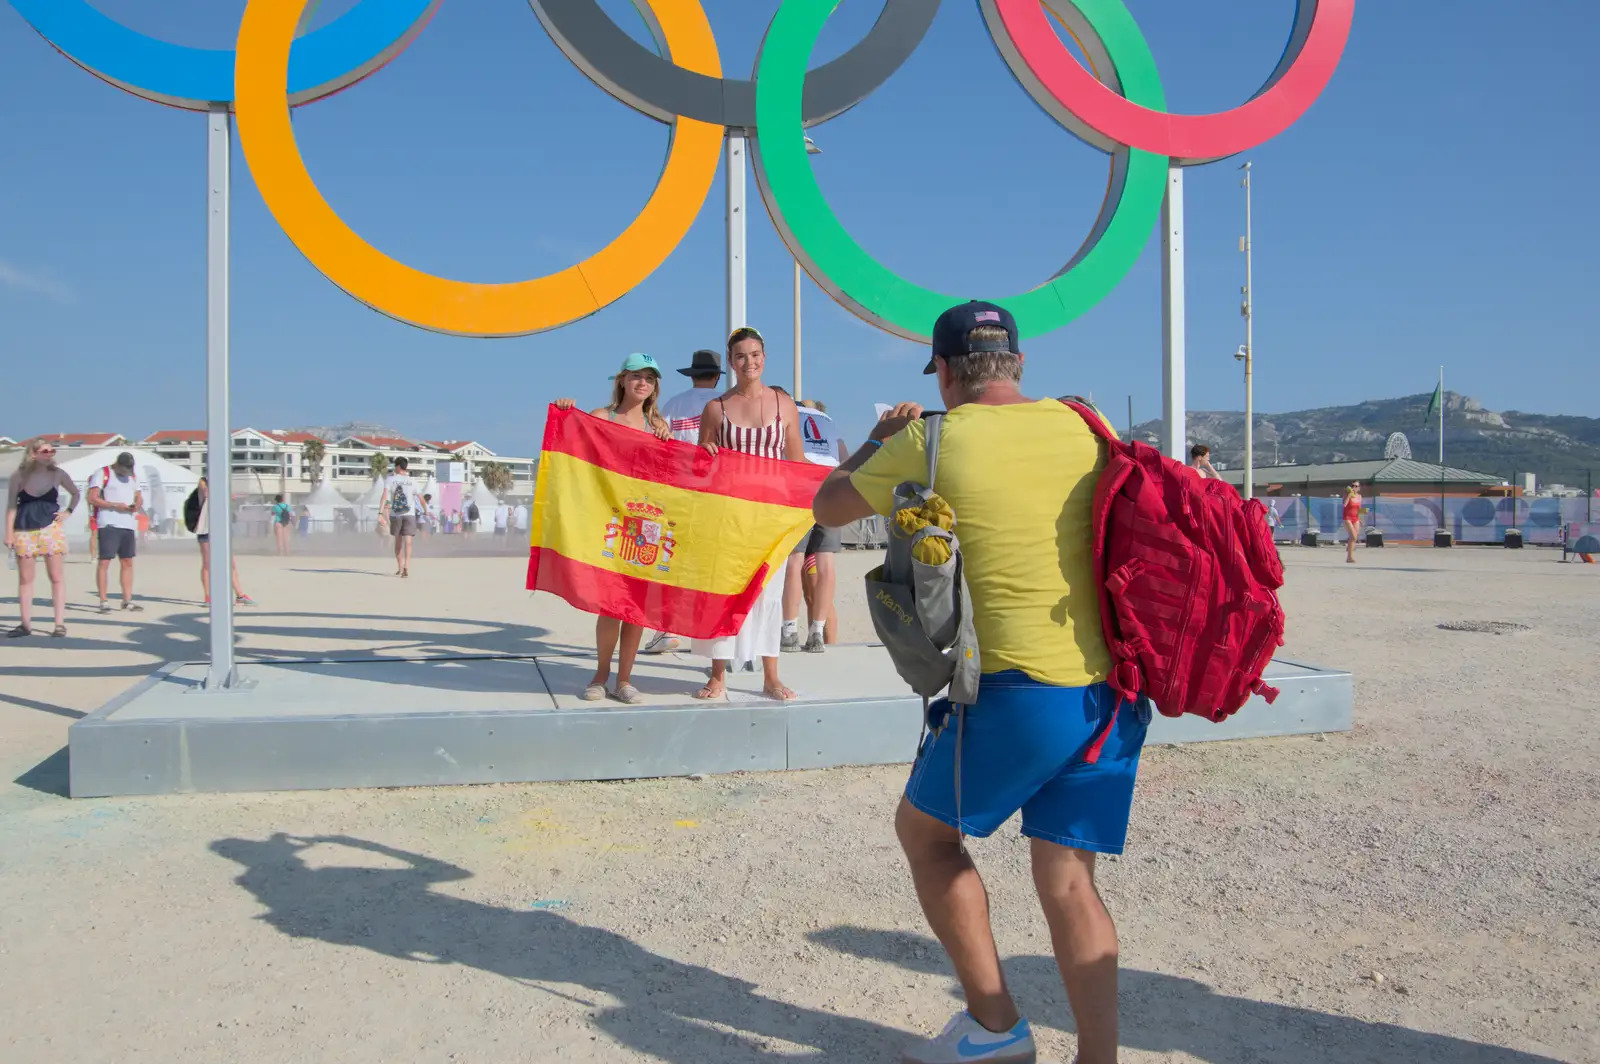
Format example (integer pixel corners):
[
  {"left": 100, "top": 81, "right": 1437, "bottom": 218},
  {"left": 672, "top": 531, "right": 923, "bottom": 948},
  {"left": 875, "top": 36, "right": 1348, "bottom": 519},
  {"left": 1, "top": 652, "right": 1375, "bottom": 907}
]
[{"left": 693, "top": 327, "right": 807, "bottom": 701}]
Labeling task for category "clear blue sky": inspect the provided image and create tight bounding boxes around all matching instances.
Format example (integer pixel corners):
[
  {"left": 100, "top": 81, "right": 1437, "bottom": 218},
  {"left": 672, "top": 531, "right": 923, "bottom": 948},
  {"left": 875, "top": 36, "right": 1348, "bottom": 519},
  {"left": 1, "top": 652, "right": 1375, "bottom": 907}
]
[{"left": 1, "top": 0, "right": 1594, "bottom": 456}]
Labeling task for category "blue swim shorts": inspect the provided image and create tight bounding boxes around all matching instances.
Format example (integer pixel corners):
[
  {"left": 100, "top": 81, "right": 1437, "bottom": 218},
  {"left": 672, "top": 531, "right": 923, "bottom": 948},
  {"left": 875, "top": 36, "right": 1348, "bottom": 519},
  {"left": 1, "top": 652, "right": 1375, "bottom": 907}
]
[{"left": 904, "top": 672, "right": 1152, "bottom": 855}]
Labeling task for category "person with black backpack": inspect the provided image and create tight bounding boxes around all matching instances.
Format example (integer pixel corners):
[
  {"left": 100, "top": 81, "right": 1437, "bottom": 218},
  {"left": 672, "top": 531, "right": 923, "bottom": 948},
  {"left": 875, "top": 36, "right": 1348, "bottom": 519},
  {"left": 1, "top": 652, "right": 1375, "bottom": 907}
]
[
  {"left": 379, "top": 457, "right": 423, "bottom": 577},
  {"left": 187, "top": 478, "right": 253, "bottom": 606},
  {"left": 813, "top": 302, "right": 1146, "bottom": 1064}
]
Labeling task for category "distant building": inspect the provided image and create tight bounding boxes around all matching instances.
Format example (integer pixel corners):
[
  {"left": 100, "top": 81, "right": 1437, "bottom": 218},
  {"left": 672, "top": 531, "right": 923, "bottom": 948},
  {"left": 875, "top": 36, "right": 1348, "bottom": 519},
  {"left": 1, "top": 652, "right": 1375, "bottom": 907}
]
[
  {"left": 140, "top": 427, "right": 535, "bottom": 499},
  {"left": 21, "top": 432, "right": 128, "bottom": 450},
  {"left": 1219, "top": 457, "right": 1505, "bottom": 498}
]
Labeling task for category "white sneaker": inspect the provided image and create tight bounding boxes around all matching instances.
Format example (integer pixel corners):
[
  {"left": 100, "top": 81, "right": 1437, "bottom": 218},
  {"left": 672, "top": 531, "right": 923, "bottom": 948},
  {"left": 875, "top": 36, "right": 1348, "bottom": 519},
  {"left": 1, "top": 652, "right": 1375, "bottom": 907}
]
[
  {"left": 640, "top": 632, "right": 682, "bottom": 655},
  {"left": 902, "top": 1011, "right": 1036, "bottom": 1064}
]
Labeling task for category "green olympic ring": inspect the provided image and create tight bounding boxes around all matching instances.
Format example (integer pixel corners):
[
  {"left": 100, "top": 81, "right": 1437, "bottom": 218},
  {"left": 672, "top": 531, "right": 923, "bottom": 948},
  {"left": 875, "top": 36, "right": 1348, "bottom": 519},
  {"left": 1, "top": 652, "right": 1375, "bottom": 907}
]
[{"left": 753, "top": 0, "right": 1169, "bottom": 342}]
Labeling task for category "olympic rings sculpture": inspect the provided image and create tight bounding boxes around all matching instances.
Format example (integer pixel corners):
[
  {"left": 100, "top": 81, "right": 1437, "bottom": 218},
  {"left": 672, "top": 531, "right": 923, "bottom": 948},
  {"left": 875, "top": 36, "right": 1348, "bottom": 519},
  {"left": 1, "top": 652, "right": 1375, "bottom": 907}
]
[{"left": 10, "top": 0, "right": 1353, "bottom": 342}]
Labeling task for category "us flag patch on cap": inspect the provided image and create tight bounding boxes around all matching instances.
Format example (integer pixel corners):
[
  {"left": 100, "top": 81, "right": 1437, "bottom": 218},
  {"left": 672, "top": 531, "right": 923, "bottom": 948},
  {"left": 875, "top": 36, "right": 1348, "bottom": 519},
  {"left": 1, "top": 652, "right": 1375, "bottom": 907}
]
[{"left": 975, "top": 310, "right": 1001, "bottom": 322}]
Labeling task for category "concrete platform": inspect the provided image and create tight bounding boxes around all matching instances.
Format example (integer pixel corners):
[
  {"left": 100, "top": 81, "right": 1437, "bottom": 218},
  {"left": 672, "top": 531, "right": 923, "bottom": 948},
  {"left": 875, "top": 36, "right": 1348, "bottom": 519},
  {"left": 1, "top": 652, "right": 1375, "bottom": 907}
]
[{"left": 67, "top": 646, "right": 1352, "bottom": 797}]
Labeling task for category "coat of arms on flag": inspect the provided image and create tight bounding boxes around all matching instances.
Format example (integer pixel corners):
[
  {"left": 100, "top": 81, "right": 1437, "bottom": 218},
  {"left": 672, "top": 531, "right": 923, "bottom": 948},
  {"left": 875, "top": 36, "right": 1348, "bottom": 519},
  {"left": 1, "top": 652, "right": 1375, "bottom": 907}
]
[
  {"left": 528, "top": 406, "right": 828, "bottom": 639},
  {"left": 603, "top": 499, "right": 677, "bottom": 572}
]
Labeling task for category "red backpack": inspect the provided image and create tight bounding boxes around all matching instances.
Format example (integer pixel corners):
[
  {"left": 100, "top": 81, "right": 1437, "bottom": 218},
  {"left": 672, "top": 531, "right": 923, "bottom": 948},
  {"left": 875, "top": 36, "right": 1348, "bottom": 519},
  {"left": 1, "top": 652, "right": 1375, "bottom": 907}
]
[{"left": 1061, "top": 400, "right": 1286, "bottom": 762}]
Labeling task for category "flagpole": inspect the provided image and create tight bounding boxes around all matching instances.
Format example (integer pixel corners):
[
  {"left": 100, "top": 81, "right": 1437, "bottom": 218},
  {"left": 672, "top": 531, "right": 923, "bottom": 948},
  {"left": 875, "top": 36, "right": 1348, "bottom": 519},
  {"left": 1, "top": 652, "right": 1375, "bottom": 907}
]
[{"left": 1438, "top": 365, "right": 1445, "bottom": 537}]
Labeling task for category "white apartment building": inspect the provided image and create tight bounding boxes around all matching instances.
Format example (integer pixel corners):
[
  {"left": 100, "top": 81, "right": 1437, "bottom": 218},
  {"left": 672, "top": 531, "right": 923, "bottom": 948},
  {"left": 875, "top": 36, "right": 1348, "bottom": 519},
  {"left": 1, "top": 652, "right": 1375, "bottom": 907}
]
[{"left": 139, "top": 429, "right": 536, "bottom": 499}]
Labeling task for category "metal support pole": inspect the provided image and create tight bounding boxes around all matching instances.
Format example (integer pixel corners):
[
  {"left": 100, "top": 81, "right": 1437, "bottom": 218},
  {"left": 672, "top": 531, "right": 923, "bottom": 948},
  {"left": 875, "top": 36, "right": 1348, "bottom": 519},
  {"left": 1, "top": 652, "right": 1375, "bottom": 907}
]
[
  {"left": 725, "top": 132, "right": 747, "bottom": 373},
  {"left": 793, "top": 258, "right": 803, "bottom": 400},
  {"left": 1241, "top": 162, "right": 1254, "bottom": 500},
  {"left": 1160, "top": 167, "right": 1186, "bottom": 462},
  {"left": 205, "top": 105, "right": 237, "bottom": 690}
]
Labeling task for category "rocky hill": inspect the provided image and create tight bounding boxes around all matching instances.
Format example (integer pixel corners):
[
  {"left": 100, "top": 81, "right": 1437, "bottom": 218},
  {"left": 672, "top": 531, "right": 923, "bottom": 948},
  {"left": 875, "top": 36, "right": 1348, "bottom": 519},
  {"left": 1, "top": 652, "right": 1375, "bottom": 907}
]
[{"left": 1131, "top": 393, "right": 1600, "bottom": 489}]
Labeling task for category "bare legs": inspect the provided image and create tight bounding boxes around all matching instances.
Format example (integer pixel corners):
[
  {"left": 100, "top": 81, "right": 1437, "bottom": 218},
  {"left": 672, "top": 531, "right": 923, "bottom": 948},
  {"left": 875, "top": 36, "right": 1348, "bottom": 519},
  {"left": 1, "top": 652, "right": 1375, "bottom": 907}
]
[
  {"left": 275, "top": 523, "right": 291, "bottom": 556},
  {"left": 16, "top": 556, "right": 35, "bottom": 632},
  {"left": 1345, "top": 519, "right": 1359, "bottom": 562},
  {"left": 805, "top": 553, "right": 836, "bottom": 643},
  {"left": 393, "top": 530, "right": 413, "bottom": 575},
  {"left": 1032, "top": 839, "right": 1120, "bottom": 1064},
  {"left": 784, "top": 552, "right": 837, "bottom": 646},
  {"left": 46, "top": 554, "right": 66, "bottom": 628},
  {"left": 15, "top": 555, "right": 67, "bottom": 633},
  {"left": 590, "top": 616, "right": 643, "bottom": 688},
  {"left": 896, "top": 799, "right": 1121, "bottom": 1064},
  {"left": 783, "top": 553, "right": 805, "bottom": 626},
  {"left": 96, "top": 557, "right": 133, "bottom": 606},
  {"left": 200, "top": 541, "right": 247, "bottom": 603},
  {"left": 896, "top": 800, "right": 1020, "bottom": 1034}
]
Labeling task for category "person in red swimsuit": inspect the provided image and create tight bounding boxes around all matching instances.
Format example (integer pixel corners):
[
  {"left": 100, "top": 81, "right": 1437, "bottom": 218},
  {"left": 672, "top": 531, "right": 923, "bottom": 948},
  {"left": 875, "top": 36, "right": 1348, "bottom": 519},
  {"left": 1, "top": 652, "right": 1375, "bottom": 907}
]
[{"left": 1343, "top": 483, "right": 1363, "bottom": 563}]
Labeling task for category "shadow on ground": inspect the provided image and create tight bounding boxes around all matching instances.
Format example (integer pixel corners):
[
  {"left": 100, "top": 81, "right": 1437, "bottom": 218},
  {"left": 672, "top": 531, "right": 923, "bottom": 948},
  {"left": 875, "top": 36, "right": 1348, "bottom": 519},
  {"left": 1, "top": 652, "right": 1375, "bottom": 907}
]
[
  {"left": 0, "top": 602, "right": 584, "bottom": 697},
  {"left": 808, "top": 926, "right": 1564, "bottom": 1064},
  {"left": 210, "top": 834, "right": 907, "bottom": 1061},
  {"left": 12, "top": 745, "right": 70, "bottom": 797}
]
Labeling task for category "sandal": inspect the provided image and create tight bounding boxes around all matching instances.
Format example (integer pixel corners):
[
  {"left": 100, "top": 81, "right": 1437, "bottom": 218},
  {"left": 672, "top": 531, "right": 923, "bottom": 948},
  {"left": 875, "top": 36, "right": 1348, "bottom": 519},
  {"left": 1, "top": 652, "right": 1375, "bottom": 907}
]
[
  {"left": 692, "top": 680, "right": 726, "bottom": 701},
  {"left": 579, "top": 682, "right": 607, "bottom": 702},
  {"left": 763, "top": 684, "right": 799, "bottom": 702},
  {"left": 235, "top": 595, "right": 256, "bottom": 606},
  {"left": 5, "top": 625, "right": 31, "bottom": 639},
  {"left": 50, "top": 624, "right": 67, "bottom": 638},
  {"left": 613, "top": 683, "right": 645, "bottom": 705}
]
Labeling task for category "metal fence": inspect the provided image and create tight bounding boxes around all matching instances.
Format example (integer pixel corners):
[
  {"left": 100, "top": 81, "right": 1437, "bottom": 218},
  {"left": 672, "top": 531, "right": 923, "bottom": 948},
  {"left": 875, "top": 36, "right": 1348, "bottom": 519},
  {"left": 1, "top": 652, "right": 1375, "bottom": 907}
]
[{"left": 1263, "top": 495, "right": 1596, "bottom": 545}]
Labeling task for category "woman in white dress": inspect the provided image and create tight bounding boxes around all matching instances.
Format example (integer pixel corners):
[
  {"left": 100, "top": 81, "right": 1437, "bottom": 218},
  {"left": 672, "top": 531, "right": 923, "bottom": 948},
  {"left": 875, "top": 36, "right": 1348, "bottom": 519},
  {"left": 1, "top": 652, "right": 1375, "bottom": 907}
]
[{"left": 693, "top": 327, "right": 807, "bottom": 701}]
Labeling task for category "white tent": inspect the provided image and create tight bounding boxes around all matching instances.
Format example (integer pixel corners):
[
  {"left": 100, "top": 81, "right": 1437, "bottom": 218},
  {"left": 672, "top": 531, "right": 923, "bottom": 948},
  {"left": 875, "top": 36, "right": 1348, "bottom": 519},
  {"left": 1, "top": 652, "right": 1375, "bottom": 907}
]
[
  {"left": 0, "top": 448, "right": 201, "bottom": 543},
  {"left": 468, "top": 479, "right": 500, "bottom": 511},
  {"left": 300, "top": 480, "right": 355, "bottom": 532},
  {"left": 354, "top": 478, "right": 385, "bottom": 508}
]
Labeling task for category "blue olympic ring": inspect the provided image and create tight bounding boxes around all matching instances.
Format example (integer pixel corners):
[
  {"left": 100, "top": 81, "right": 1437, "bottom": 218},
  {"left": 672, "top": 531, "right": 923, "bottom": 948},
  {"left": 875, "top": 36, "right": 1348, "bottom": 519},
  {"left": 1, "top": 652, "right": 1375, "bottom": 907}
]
[{"left": 8, "top": 0, "right": 441, "bottom": 111}]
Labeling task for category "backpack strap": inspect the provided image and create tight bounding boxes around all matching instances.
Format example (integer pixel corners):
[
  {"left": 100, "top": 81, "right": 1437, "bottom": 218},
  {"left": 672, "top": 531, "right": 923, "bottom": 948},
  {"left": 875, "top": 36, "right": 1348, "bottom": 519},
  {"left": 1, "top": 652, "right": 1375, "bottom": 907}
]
[
  {"left": 924, "top": 414, "right": 943, "bottom": 490},
  {"left": 1059, "top": 397, "right": 1116, "bottom": 443}
]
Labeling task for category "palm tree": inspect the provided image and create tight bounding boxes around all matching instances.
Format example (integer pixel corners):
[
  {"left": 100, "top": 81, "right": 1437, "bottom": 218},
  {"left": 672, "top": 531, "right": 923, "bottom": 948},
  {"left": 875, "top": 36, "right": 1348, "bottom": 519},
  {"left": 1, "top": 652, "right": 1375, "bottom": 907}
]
[
  {"left": 477, "top": 461, "right": 514, "bottom": 495},
  {"left": 369, "top": 452, "right": 390, "bottom": 480},
  {"left": 302, "top": 438, "right": 326, "bottom": 484}
]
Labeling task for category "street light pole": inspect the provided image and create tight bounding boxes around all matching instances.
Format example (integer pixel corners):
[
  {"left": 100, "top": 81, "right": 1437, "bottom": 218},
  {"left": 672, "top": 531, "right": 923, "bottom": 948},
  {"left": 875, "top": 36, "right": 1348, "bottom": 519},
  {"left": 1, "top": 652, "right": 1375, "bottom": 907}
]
[
  {"left": 794, "top": 136, "right": 822, "bottom": 400},
  {"left": 1239, "top": 161, "right": 1255, "bottom": 500}
]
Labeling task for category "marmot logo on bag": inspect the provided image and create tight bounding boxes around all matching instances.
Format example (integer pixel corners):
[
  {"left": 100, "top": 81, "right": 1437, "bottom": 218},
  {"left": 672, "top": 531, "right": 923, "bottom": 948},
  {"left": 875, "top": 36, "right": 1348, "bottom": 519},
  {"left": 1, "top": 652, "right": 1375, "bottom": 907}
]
[{"left": 875, "top": 589, "right": 913, "bottom": 625}]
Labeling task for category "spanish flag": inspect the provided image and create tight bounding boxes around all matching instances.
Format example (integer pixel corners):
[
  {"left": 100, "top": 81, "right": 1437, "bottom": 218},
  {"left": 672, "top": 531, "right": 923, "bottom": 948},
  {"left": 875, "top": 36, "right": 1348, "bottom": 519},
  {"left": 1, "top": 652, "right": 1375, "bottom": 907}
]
[{"left": 527, "top": 405, "right": 829, "bottom": 639}]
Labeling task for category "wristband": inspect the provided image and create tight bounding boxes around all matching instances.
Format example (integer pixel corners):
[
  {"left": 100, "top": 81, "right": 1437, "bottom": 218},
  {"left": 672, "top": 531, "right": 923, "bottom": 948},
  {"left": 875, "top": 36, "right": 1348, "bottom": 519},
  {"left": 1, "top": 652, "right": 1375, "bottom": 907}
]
[{"left": 864, "top": 439, "right": 883, "bottom": 450}]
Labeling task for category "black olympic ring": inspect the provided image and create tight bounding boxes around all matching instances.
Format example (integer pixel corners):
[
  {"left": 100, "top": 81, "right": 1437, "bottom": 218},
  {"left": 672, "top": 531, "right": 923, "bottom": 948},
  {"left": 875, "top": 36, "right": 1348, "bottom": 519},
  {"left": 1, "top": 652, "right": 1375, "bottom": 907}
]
[{"left": 528, "top": 0, "right": 940, "bottom": 129}]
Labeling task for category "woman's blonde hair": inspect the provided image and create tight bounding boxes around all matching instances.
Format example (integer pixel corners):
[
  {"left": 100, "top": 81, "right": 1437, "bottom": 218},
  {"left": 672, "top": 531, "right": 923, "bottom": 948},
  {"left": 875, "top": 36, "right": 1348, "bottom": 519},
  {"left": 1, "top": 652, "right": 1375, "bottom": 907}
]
[
  {"left": 16, "top": 438, "right": 56, "bottom": 480},
  {"left": 611, "top": 369, "right": 666, "bottom": 432}
]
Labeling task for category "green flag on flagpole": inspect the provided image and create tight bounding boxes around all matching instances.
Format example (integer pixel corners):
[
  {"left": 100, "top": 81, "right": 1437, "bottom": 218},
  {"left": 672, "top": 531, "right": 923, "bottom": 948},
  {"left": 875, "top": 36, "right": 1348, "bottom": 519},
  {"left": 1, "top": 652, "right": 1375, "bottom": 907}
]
[{"left": 1422, "top": 383, "right": 1441, "bottom": 428}]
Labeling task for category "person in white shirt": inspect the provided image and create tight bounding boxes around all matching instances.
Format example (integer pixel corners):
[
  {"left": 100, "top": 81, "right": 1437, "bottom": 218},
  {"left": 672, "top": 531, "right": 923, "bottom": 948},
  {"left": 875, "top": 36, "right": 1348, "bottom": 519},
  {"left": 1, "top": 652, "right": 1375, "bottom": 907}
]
[
  {"left": 782, "top": 401, "right": 842, "bottom": 653},
  {"left": 88, "top": 452, "right": 144, "bottom": 613},
  {"left": 657, "top": 348, "right": 724, "bottom": 443},
  {"left": 378, "top": 456, "right": 422, "bottom": 578},
  {"left": 642, "top": 348, "right": 726, "bottom": 653},
  {"left": 493, "top": 502, "right": 511, "bottom": 538}
]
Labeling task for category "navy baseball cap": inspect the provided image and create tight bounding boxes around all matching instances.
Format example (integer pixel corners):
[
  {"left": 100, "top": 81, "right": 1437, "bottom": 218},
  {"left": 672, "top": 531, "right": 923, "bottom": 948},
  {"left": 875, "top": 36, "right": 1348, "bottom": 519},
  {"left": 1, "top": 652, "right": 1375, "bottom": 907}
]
[{"left": 924, "top": 301, "right": 1020, "bottom": 374}]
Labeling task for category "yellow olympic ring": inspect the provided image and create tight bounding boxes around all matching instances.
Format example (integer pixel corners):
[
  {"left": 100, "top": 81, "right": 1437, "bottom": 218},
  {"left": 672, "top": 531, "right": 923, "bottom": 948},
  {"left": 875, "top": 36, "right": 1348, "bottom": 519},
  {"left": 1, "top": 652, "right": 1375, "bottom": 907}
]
[{"left": 234, "top": 0, "right": 724, "bottom": 337}]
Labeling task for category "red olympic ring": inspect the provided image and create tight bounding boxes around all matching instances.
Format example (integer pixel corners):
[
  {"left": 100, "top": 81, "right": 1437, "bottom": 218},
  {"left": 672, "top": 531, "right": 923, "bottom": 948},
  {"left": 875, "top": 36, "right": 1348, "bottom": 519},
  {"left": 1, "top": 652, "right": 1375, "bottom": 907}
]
[{"left": 992, "top": 0, "right": 1355, "bottom": 165}]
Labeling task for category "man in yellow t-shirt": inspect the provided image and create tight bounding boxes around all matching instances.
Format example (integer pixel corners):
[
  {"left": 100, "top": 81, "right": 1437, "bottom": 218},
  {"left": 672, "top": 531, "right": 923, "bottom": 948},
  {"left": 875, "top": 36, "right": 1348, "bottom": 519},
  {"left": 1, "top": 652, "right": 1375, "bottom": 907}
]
[{"left": 813, "top": 302, "right": 1149, "bottom": 1064}]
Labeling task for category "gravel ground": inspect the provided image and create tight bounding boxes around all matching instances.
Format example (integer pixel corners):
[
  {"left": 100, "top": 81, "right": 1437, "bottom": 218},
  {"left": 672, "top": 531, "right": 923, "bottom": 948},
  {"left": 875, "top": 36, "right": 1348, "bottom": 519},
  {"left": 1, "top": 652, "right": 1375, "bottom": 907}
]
[{"left": 0, "top": 546, "right": 1596, "bottom": 1063}]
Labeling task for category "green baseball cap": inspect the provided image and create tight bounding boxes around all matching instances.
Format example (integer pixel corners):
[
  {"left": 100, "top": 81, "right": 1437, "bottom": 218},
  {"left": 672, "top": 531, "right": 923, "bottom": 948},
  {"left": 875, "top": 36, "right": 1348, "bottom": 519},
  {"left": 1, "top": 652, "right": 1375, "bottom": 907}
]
[{"left": 611, "top": 352, "right": 661, "bottom": 379}]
